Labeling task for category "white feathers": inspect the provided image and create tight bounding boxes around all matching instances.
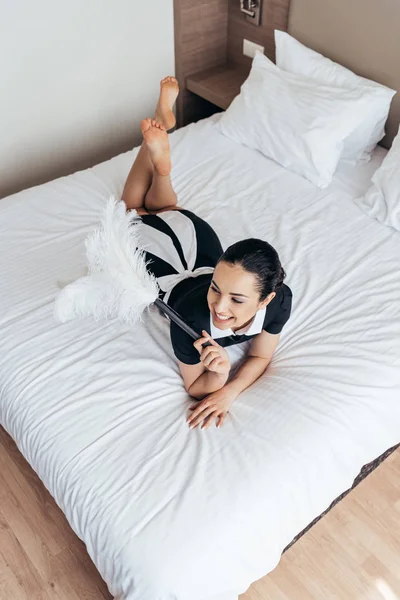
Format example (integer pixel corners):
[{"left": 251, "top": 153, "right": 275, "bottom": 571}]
[{"left": 54, "top": 197, "right": 159, "bottom": 325}]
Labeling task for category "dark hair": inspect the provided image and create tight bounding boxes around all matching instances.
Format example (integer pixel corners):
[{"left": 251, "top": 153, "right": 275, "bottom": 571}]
[{"left": 219, "top": 238, "right": 286, "bottom": 300}]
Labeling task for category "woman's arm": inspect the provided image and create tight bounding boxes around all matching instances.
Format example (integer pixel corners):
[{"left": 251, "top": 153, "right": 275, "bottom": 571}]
[
  {"left": 187, "top": 331, "right": 280, "bottom": 429},
  {"left": 179, "top": 362, "right": 229, "bottom": 399},
  {"left": 225, "top": 330, "right": 280, "bottom": 397},
  {"left": 178, "top": 332, "right": 231, "bottom": 400}
]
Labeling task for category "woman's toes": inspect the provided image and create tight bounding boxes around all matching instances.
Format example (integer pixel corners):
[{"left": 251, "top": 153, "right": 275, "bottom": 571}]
[{"left": 141, "top": 118, "right": 152, "bottom": 133}]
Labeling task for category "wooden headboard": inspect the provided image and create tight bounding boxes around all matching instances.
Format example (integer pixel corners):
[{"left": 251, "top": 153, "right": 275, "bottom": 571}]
[
  {"left": 288, "top": 0, "right": 400, "bottom": 148},
  {"left": 175, "top": 0, "right": 399, "bottom": 146},
  {"left": 174, "top": 0, "right": 291, "bottom": 127}
]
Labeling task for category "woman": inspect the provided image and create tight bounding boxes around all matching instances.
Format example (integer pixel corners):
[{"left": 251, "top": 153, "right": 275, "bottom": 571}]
[{"left": 122, "top": 77, "right": 292, "bottom": 430}]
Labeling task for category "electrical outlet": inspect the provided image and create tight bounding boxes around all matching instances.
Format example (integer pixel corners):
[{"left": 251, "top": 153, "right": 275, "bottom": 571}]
[{"left": 243, "top": 39, "right": 264, "bottom": 58}]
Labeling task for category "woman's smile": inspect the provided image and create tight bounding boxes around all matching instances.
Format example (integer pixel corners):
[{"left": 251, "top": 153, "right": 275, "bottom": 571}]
[{"left": 212, "top": 309, "right": 234, "bottom": 326}]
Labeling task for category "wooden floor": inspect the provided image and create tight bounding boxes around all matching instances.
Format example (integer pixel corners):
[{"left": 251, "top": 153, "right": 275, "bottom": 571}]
[{"left": 1, "top": 427, "right": 399, "bottom": 600}]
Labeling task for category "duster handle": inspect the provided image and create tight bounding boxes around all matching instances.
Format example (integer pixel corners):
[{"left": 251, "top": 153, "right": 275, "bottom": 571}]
[{"left": 154, "top": 298, "right": 212, "bottom": 348}]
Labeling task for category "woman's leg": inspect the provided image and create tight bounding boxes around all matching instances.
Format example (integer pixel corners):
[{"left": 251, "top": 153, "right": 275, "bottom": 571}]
[
  {"left": 121, "top": 142, "right": 153, "bottom": 211},
  {"left": 122, "top": 77, "right": 179, "bottom": 211},
  {"left": 141, "top": 118, "right": 178, "bottom": 212}
]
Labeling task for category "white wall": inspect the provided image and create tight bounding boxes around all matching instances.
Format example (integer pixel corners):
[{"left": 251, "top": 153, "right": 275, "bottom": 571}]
[{"left": 0, "top": 0, "right": 174, "bottom": 198}]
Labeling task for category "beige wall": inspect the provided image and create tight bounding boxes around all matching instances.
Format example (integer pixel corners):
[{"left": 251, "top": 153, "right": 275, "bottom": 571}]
[{"left": 1, "top": 0, "right": 174, "bottom": 199}]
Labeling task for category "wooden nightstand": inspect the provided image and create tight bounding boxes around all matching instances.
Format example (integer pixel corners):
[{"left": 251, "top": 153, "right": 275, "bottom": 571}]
[{"left": 186, "top": 64, "right": 248, "bottom": 112}]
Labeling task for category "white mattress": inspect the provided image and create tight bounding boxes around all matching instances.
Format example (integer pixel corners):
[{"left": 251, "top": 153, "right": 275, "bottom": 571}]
[{"left": 1, "top": 115, "right": 400, "bottom": 600}]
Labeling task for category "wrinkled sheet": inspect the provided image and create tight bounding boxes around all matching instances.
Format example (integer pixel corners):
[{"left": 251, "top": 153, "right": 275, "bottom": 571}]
[{"left": 1, "top": 115, "right": 399, "bottom": 600}]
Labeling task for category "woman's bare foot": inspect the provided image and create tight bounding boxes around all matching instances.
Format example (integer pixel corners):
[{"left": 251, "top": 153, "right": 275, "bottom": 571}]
[
  {"left": 155, "top": 76, "right": 179, "bottom": 131},
  {"left": 141, "top": 118, "right": 171, "bottom": 176}
]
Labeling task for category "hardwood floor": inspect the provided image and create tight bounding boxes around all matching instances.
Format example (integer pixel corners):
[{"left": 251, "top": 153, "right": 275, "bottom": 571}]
[
  {"left": 242, "top": 449, "right": 400, "bottom": 600},
  {"left": 0, "top": 428, "right": 112, "bottom": 600},
  {"left": 1, "top": 426, "right": 399, "bottom": 600}
]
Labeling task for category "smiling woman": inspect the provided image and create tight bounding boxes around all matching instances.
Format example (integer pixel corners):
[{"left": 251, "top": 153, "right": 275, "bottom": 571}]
[
  {"left": 139, "top": 213, "right": 292, "bottom": 428},
  {"left": 118, "top": 77, "right": 293, "bottom": 429}
]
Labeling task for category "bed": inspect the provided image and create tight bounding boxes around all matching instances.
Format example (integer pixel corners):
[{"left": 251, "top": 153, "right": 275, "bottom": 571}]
[{"left": 1, "top": 2, "right": 400, "bottom": 600}]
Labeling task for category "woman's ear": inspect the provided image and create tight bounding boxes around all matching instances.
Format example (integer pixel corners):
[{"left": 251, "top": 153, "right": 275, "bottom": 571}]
[{"left": 259, "top": 291, "right": 276, "bottom": 310}]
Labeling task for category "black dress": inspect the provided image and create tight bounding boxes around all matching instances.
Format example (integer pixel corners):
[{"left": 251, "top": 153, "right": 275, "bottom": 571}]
[{"left": 140, "top": 209, "right": 292, "bottom": 365}]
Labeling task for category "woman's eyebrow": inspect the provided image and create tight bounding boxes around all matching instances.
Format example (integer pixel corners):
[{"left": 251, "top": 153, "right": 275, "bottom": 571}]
[{"left": 211, "top": 280, "right": 249, "bottom": 298}]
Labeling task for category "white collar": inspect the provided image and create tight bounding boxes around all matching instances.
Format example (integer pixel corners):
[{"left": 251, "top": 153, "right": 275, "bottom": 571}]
[{"left": 210, "top": 307, "right": 266, "bottom": 339}]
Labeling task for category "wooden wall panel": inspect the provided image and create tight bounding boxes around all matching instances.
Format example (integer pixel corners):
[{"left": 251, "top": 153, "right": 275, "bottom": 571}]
[
  {"left": 227, "top": 0, "right": 291, "bottom": 70},
  {"left": 174, "top": 0, "right": 291, "bottom": 126},
  {"left": 174, "top": 0, "right": 229, "bottom": 127}
]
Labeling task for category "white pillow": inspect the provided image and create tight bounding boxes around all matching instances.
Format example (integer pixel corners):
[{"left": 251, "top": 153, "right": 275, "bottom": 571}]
[
  {"left": 219, "top": 53, "right": 376, "bottom": 188},
  {"left": 275, "top": 30, "right": 396, "bottom": 163},
  {"left": 354, "top": 126, "right": 400, "bottom": 231}
]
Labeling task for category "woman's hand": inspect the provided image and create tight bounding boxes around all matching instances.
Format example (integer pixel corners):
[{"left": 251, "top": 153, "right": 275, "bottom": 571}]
[
  {"left": 193, "top": 331, "right": 231, "bottom": 376},
  {"left": 187, "top": 386, "right": 237, "bottom": 430}
]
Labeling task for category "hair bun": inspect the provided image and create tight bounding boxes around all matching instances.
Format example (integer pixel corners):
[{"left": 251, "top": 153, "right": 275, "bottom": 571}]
[
  {"left": 276, "top": 266, "right": 286, "bottom": 289},
  {"left": 219, "top": 238, "right": 286, "bottom": 298}
]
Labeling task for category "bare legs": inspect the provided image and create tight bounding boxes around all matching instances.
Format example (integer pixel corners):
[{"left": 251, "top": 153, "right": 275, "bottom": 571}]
[
  {"left": 122, "top": 76, "right": 179, "bottom": 213},
  {"left": 121, "top": 142, "right": 154, "bottom": 211},
  {"left": 140, "top": 118, "right": 177, "bottom": 211}
]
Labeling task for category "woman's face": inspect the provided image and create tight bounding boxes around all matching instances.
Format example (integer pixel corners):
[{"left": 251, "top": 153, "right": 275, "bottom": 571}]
[{"left": 207, "top": 261, "right": 275, "bottom": 331}]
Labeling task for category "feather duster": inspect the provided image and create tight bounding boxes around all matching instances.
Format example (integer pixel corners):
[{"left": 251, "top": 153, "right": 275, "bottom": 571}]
[
  {"left": 54, "top": 197, "right": 206, "bottom": 345},
  {"left": 54, "top": 197, "right": 159, "bottom": 325}
]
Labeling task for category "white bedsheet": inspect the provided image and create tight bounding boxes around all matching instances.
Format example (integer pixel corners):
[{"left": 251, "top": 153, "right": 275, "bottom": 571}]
[{"left": 1, "top": 115, "right": 400, "bottom": 600}]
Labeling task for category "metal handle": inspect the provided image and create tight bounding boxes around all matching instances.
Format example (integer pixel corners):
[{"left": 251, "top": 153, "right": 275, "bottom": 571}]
[{"left": 240, "top": 0, "right": 256, "bottom": 17}]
